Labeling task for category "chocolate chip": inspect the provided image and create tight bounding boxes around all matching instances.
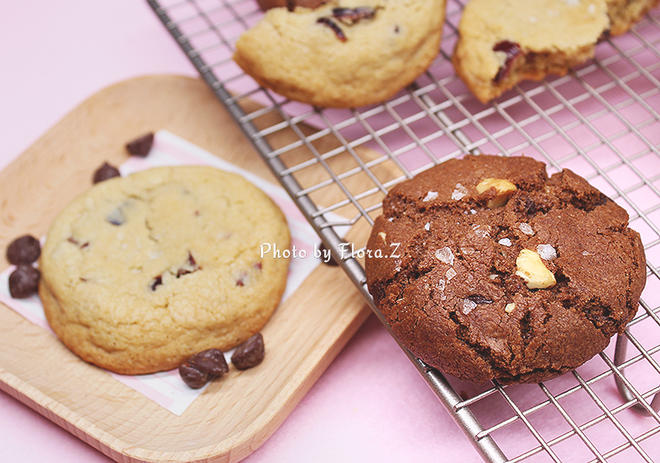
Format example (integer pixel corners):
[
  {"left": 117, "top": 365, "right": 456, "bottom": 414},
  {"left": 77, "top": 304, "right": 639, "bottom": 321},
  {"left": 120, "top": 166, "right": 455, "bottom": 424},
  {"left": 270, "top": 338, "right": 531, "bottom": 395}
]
[
  {"left": 106, "top": 208, "right": 125, "bottom": 226},
  {"left": 150, "top": 275, "right": 162, "bottom": 291},
  {"left": 125, "top": 132, "right": 154, "bottom": 157},
  {"left": 178, "top": 363, "right": 209, "bottom": 389},
  {"left": 332, "top": 6, "right": 377, "bottom": 25},
  {"left": 231, "top": 333, "right": 265, "bottom": 370},
  {"left": 92, "top": 162, "right": 120, "bottom": 184},
  {"left": 67, "top": 237, "right": 89, "bottom": 249},
  {"left": 597, "top": 29, "right": 611, "bottom": 43},
  {"left": 6, "top": 235, "right": 40, "bottom": 265},
  {"left": 466, "top": 295, "right": 493, "bottom": 305},
  {"left": 188, "top": 348, "right": 228, "bottom": 378},
  {"left": 317, "top": 17, "right": 347, "bottom": 42},
  {"left": 176, "top": 252, "right": 199, "bottom": 277},
  {"left": 492, "top": 40, "right": 522, "bottom": 84},
  {"left": 8, "top": 265, "right": 40, "bottom": 299},
  {"left": 319, "top": 242, "right": 339, "bottom": 266}
]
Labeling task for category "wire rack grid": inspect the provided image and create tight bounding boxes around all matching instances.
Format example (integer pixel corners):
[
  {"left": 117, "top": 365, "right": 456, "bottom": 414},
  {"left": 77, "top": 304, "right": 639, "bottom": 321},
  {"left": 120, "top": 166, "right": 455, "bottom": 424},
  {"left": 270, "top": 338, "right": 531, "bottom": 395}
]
[{"left": 147, "top": 0, "right": 660, "bottom": 461}]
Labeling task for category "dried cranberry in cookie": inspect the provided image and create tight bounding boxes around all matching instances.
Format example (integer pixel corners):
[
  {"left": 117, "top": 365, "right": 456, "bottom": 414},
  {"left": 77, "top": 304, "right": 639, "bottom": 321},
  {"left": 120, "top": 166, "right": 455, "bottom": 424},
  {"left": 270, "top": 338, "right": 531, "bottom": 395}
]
[
  {"left": 365, "top": 155, "right": 645, "bottom": 384},
  {"left": 452, "top": 0, "right": 609, "bottom": 103}
]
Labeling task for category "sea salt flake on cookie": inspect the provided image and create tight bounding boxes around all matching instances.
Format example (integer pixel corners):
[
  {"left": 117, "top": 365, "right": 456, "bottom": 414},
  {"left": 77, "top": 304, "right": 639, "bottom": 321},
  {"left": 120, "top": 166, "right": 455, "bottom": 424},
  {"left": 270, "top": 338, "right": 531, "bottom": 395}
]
[
  {"left": 446, "top": 267, "right": 457, "bottom": 281},
  {"left": 498, "top": 238, "right": 512, "bottom": 247},
  {"left": 451, "top": 183, "right": 468, "bottom": 200},
  {"left": 462, "top": 298, "right": 477, "bottom": 315},
  {"left": 519, "top": 223, "right": 535, "bottom": 235},
  {"left": 435, "top": 247, "right": 454, "bottom": 265},
  {"left": 423, "top": 191, "right": 438, "bottom": 202},
  {"left": 537, "top": 244, "right": 557, "bottom": 261}
]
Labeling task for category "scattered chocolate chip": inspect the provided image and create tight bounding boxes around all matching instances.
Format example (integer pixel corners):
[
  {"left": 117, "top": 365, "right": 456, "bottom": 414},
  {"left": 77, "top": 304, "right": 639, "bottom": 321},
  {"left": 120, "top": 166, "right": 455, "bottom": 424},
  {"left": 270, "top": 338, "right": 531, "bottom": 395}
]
[
  {"left": 332, "top": 6, "right": 378, "bottom": 25},
  {"left": 317, "top": 17, "right": 347, "bottom": 42},
  {"left": 319, "top": 242, "right": 339, "bottom": 266},
  {"left": 8, "top": 265, "right": 40, "bottom": 299},
  {"left": 125, "top": 132, "right": 154, "bottom": 157},
  {"left": 6, "top": 235, "right": 41, "bottom": 265},
  {"left": 178, "top": 363, "right": 209, "bottom": 389},
  {"left": 231, "top": 333, "right": 265, "bottom": 370},
  {"left": 92, "top": 162, "right": 120, "bottom": 184},
  {"left": 492, "top": 40, "right": 522, "bottom": 84},
  {"left": 179, "top": 348, "right": 229, "bottom": 389},
  {"left": 188, "top": 348, "right": 229, "bottom": 378},
  {"left": 466, "top": 295, "right": 494, "bottom": 305},
  {"left": 106, "top": 208, "right": 125, "bottom": 226},
  {"left": 150, "top": 275, "right": 163, "bottom": 291}
]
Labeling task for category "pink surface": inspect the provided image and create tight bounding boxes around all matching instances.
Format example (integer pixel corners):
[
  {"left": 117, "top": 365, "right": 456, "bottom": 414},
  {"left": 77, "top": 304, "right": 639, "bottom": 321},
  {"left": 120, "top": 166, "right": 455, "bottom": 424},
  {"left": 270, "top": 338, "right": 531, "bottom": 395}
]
[
  {"left": 2, "top": 1, "right": 660, "bottom": 463},
  {"left": 0, "top": 1, "right": 478, "bottom": 462}
]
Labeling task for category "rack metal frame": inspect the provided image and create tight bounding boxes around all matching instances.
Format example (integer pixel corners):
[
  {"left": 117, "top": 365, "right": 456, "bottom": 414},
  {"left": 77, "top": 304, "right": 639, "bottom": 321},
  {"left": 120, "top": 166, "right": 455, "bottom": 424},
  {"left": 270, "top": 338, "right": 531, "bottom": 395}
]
[{"left": 147, "top": 0, "right": 660, "bottom": 460}]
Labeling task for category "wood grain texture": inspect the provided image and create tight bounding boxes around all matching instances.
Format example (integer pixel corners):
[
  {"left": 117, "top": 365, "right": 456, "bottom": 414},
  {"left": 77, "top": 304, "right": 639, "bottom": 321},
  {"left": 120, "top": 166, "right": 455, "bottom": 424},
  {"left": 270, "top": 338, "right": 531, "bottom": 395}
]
[{"left": 0, "top": 75, "right": 394, "bottom": 462}]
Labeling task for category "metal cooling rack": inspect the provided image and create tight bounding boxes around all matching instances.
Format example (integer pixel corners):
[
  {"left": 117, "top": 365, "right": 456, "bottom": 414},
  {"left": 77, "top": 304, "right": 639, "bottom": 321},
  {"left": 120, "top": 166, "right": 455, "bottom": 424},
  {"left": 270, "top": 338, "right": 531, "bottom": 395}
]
[{"left": 148, "top": 0, "right": 660, "bottom": 461}]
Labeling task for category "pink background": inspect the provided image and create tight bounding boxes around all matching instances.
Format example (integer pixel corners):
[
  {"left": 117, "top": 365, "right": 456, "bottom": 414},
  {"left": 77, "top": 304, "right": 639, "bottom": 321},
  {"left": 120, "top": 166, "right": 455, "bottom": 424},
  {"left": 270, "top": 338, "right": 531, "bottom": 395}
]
[{"left": 0, "top": 1, "right": 479, "bottom": 462}]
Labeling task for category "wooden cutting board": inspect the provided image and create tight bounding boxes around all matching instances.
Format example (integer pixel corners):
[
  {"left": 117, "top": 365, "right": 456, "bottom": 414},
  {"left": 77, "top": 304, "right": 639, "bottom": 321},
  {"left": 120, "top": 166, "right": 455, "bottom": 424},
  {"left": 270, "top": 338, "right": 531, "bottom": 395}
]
[{"left": 0, "top": 75, "right": 392, "bottom": 462}]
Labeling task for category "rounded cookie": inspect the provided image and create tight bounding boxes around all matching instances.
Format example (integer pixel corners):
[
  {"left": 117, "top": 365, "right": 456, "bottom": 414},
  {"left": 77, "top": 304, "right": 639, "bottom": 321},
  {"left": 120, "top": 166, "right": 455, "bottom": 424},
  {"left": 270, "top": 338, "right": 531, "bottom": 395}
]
[
  {"left": 365, "top": 155, "right": 646, "bottom": 384},
  {"left": 453, "top": 0, "right": 609, "bottom": 103},
  {"left": 234, "top": 0, "right": 446, "bottom": 108},
  {"left": 40, "top": 166, "right": 290, "bottom": 375}
]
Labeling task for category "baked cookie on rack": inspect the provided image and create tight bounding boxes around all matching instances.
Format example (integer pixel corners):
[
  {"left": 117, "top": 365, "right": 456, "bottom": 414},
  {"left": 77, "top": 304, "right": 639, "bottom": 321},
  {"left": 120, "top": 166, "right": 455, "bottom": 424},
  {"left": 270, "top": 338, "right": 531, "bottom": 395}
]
[
  {"left": 257, "top": 0, "right": 327, "bottom": 10},
  {"left": 365, "top": 155, "right": 646, "bottom": 384},
  {"left": 452, "top": 0, "right": 659, "bottom": 103},
  {"left": 39, "top": 166, "right": 290, "bottom": 375},
  {"left": 234, "top": 0, "right": 446, "bottom": 108}
]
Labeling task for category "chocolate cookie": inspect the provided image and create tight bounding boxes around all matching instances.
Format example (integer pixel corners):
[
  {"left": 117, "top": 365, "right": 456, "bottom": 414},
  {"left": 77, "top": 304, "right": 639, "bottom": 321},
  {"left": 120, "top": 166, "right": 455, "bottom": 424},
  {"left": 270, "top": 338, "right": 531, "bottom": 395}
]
[{"left": 365, "top": 155, "right": 646, "bottom": 384}]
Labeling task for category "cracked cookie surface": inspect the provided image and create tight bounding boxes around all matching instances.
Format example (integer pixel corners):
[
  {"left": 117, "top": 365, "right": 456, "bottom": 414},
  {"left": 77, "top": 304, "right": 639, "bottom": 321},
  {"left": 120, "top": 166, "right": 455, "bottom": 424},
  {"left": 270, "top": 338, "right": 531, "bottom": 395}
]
[
  {"left": 40, "top": 166, "right": 290, "bottom": 374},
  {"left": 365, "top": 155, "right": 646, "bottom": 384},
  {"left": 234, "top": 0, "right": 446, "bottom": 108}
]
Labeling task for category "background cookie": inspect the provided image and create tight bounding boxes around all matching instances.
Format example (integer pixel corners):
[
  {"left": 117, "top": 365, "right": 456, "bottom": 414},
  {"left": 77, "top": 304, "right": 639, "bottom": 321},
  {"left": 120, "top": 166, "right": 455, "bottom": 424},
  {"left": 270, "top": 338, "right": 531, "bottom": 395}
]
[
  {"left": 40, "top": 166, "right": 290, "bottom": 375},
  {"left": 365, "top": 155, "right": 646, "bottom": 384},
  {"left": 234, "top": 0, "right": 446, "bottom": 108},
  {"left": 257, "top": 0, "right": 327, "bottom": 10},
  {"left": 453, "top": 0, "right": 609, "bottom": 103}
]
